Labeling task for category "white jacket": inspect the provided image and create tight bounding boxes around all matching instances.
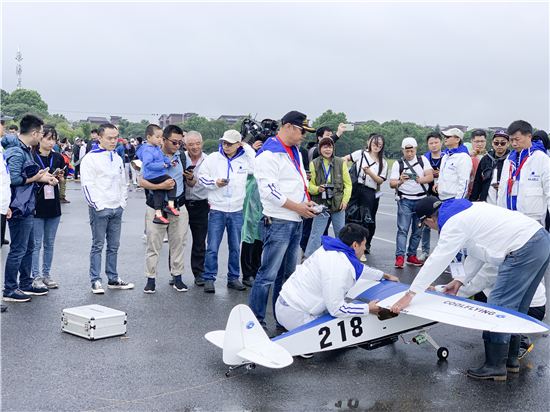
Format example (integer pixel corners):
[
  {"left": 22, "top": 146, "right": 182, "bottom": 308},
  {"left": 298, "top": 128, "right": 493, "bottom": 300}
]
[
  {"left": 255, "top": 137, "right": 308, "bottom": 222},
  {"left": 1, "top": 153, "right": 10, "bottom": 215},
  {"left": 438, "top": 149, "right": 472, "bottom": 200},
  {"left": 410, "top": 202, "right": 542, "bottom": 295},
  {"left": 280, "top": 247, "right": 384, "bottom": 318},
  {"left": 457, "top": 262, "right": 546, "bottom": 307},
  {"left": 197, "top": 144, "right": 255, "bottom": 213},
  {"left": 497, "top": 149, "right": 550, "bottom": 225},
  {"left": 81, "top": 147, "right": 127, "bottom": 210}
]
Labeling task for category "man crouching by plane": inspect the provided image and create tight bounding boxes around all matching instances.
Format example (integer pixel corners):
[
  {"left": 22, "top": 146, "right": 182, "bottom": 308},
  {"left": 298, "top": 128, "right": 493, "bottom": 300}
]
[
  {"left": 276, "top": 224, "right": 399, "bottom": 337},
  {"left": 391, "top": 196, "right": 550, "bottom": 381}
]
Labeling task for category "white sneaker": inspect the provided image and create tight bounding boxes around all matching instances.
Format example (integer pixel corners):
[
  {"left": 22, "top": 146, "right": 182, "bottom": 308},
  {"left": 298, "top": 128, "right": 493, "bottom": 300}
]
[
  {"left": 418, "top": 252, "right": 429, "bottom": 262},
  {"left": 163, "top": 234, "right": 168, "bottom": 243},
  {"left": 359, "top": 255, "right": 367, "bottom": 262},
  {"left": 32, "top": 277, "right": 47, "bottom": 289},
  {"left": 142, "top": 233, "right": 147, "bottom": 242}
]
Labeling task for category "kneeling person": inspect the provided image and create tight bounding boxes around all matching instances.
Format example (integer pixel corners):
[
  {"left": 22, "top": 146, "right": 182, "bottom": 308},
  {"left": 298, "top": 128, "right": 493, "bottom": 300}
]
[{"left": 276, "top": 223, "right": 399, "bottom": 332}]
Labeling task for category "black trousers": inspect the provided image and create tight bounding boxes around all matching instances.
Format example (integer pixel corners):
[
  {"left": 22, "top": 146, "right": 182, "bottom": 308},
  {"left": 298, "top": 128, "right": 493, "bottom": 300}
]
[
  {"left": 1, "top": 214, "right": 6, "bottom": 246},
  {"left": 147, "top": 175, "right": 177, "bottom": 210},
  {"left": 241, "top": 239, "right": 263, "bottom": 279},
  {"left": 185, "top": 199, "right": 209, "bottom": 278},
  {"left": 74, "top": 164, "right": 81, "bottom": 179}
]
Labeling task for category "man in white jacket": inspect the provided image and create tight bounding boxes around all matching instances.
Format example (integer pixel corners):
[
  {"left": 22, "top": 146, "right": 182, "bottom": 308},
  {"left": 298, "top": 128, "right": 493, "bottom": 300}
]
[
  {"left": 497, "top": 120, "right": 550, "bottom": 226},
  {"left": 248, "top": 111, "right": 318, "bottom": 332},
  {"left": 434, "top": 128, "right": 472, "bottom": 200},
  {"left": 276, "top": 224, "right": 398, "bottom": 332},
  {"left": 81, "top": 123, "right": 133, "bottom": 294},
  {"left": 391, "top": 196, "right": 550, "bottom": 381},
  {"left": 198, "top": 130, "right": 255, "bottom": 293}
]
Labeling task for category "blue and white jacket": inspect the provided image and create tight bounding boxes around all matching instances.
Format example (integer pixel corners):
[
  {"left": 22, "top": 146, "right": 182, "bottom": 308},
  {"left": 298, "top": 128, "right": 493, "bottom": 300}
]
[
  {"left": 197, "top": 142, "right": 255, "bottom": 213},
  {"left": 81, "top": 146, "right": 127, "bottom": 211},
  {"left": 438, "top": 145, "right": 472, "bottom": 200}
]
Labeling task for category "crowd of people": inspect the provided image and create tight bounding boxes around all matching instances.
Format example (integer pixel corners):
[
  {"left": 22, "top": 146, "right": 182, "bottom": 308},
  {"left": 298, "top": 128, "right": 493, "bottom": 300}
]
[{"left": 1, "top": 110, "right": 549, "bottom": 381}]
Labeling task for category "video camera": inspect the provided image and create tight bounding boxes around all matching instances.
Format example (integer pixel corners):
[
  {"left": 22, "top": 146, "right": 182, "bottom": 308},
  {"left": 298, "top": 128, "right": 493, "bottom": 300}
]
[{"left": 240, "top": 118, "right": 279, "bottom": 144}]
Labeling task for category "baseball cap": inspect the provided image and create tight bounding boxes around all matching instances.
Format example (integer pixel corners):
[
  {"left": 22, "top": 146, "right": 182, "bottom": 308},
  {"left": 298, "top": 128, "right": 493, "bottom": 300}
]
[
  {"left": 75, "top": 138, "right": 82, "bottom": 143},
  {"left": 493, "top": 130, "right": 509, "bottom": 140},
  {"left": 442, "top": 128, "right": 464, "bottom": 140},
  {"left": 415, "top": 196, "right": 442, "bottom": 222},
  {"left": 220, "top": 129, "right": 242, "bottom": 144},
  {"left": 401, "top": 137, "right": 418, "bottom": 149},
  {"left": 281, "top": 111, "right": 316, "bottom": 133},
  {"left": 0, "top": 112, "right": 13, "bottom": 121}
]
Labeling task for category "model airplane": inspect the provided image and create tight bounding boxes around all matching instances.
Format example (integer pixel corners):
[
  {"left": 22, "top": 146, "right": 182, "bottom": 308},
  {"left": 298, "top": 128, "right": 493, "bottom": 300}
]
[{"left": 205, "top": 279, "right": 549, "bottom": 376}]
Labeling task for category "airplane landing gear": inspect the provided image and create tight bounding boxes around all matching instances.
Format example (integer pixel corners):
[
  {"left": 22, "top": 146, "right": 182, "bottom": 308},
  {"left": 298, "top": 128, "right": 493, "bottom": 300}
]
[
  {"left": 226, "top": 362, "right": 256, "bottom": 377},
  {"left": 401, "top": 327, "right": 449, "bottom": 360}
]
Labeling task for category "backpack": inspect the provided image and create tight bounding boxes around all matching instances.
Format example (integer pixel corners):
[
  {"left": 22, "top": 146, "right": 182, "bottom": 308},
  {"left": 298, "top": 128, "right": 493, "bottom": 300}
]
[{"left": 395, "top": 155, "right": 428, "bottom": 199}]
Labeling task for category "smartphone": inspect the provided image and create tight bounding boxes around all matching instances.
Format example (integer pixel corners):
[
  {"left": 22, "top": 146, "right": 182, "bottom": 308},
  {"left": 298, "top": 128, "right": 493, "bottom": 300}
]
[
  {"left": 51, "top": 168, "right": 61, "bottom": 176},
  {"left": 343, "top": 124, "right": 355, "bottom": 132},
  {"left": 405, "top": 173, "right": 417, "bottom": 180},
  {"left": 186, "top": 165, "right": 196, "bottom": 171},
  {"left": 221, "top": 178, "right": 230, "bottom": 183}
]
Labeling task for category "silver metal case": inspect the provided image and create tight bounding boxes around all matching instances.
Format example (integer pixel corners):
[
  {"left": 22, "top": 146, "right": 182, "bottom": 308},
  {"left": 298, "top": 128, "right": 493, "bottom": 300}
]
[{"left": 61, "top": 304, "right": 127, "bottom": 340}]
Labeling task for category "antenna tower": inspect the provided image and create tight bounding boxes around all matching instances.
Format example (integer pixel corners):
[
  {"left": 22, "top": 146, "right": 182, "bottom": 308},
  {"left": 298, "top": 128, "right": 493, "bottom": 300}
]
[{"left": 15, "top": 46, "right": 23, "bottom": 89}]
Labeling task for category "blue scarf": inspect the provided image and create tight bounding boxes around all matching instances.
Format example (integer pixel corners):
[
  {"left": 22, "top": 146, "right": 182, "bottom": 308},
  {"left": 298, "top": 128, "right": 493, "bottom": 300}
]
[
  {"left": 443, "top": 144, "right": 470, "bottom": 157},
  {"left": 438, "top": 198, "right": 473, "bottom": 231},
  {"left": 217, "top": 141, "right": 245, "bottom": 179},
  {"left": 321, "top": 236, "right": 364, "bottom": 280}
]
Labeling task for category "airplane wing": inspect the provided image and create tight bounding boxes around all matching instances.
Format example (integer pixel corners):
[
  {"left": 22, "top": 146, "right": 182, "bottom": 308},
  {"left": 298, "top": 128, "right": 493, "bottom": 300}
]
[
  {"left": 356, "top": 280, "right": 548, "bottom": 334},
  {"left": 237, "top": 341, "right": 293, "bottom": 369}
]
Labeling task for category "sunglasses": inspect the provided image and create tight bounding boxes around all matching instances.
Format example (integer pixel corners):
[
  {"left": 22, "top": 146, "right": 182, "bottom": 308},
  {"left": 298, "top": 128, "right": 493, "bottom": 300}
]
[
  {"left": 292, "top": 124, "right": 306, "bottom": 135},
  {"left": 492, "top": 141, "right": 508, "bottom": 146},
  {"left": 166, "top": 138, "right": 184, "bottom": 146},
  {"left": 222, "top": 141, "right": 238, "bottom": 147}
]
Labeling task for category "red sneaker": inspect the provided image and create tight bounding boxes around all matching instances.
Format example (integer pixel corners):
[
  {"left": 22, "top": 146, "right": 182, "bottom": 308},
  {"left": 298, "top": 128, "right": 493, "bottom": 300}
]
[
  {"left": 394, "top": 256, "right": 404, "bottom": 268},
  {"left": 406, "top": 255, "right": 424, "bottom": 267},
  {"left": 164, "top": 205, "right": 180, "bottom": 216},
  {"left": 153, "top": 215, "right": 170, "bottom": 225}
]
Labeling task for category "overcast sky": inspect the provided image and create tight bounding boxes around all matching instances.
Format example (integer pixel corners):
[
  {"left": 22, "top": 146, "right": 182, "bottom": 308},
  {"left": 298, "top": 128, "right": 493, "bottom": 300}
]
[{"left": 2, "top": 1, "right": 549, "bottom": 130}]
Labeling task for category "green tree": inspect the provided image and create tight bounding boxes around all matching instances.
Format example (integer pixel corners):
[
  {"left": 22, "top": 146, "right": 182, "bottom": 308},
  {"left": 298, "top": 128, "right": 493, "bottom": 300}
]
[
  {"left": 182, "top": 115, "right": 209, "bottom": 133},
  {"left": 1, "top": 89, "right": 49, "bottom": 122},
  {"left": 202, "top": 139, "right": 220, "bottom": 154},
  {"left": 46, "top": 113, "right": 69, "bottom": 126},
  {"left": 202, "top": 119, "right": 230, "bottom": 141},
  {"left": 118, "top": 119, "right": 130, "bottom": 136},
  {"left": 55, "top": 122, "right": 76, "bottom": 143},
  {"left": 80, "top": 122, "right": 92, "bottom": 140}
]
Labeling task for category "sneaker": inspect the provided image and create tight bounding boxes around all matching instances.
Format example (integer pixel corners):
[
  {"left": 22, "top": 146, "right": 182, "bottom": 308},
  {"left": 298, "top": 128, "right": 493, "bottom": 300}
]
[
  {"left": 406, "top": 255, "right": 424, "bottom": 267},
  {"left": 163, "top": 205, "right": 180, "bottom": 216},
  {"left": 173, "top": 279, "right": 188, "bottom": 292},
  {"left": 32, "top": 277, "right": 47, "bottom": 289},
  {"left": 142, "top": 233, "right": 147, "bottom": 243},
  {"left": 153, "top": 216, "right": 169, "bottom": 225},
  {"left": 359, "top": 255, "right": 367, "bottom": 263},
  {"left": 21, "top": 283, "right": 48, "bottom": 296},
  {"left": 3, "top": 289, "right": 32, "bottom": 302},
  {"left": 395, "top": 256, "right": 404, "bottom": 268},
  {"left": 41, "top": 275, "right": 58, "bottom": 289},
  {"left": 242, "top": 276, "right": 255, "bottom": 287},
  {"left": 144, "top": 282, "right": 156, "bottom": 294},
  {"left": 2, "top": 239, "right": 9, "bottom": 245},
  {"left": 365, "top": 245, "right": 371, "bottom": 254},
  {"left": 194, "top": 276, "right": 205, "bottom": 287},
  {"left": 74, "top": 179, "right": 81, "bottom": 182},
  {"left": 163, "top": 234, "right": 168, "bottom": 243},
  {"left": 91, "top": 281, "right": 104, "bottom": 294},
  {"left": 169, "top": 277, "right": 174, "bottom": 286},
  {"left": 227, "top": 279, "right": 246, "bottom": 291},
  {"left": 204, "top": 280, "right": 215, "bottom": 293},
  {"left": 1, "top": 304, "right": 7, "bottom": 312},
  {"left": 107, "top": 279, "right": 134, "bottom": 289},
  {"left": 417, "top": 252, "right": 429, "bottom": 262},
  {"left": 60, "top": 199, "right": 70, "bottom": 203}
]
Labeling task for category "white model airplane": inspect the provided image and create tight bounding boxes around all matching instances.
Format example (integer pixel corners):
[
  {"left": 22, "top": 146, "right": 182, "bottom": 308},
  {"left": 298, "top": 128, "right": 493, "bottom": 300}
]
[{"left": 206, "top": 279, "right": 549, "bottom": 376}]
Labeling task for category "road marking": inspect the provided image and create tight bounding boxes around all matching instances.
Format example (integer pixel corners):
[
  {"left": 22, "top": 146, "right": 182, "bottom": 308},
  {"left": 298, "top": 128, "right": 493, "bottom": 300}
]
[
  {"left": 377, "top": 212, "right": 396, "bottom": 217},
  {"left": 373, "top": 236, "right": 395, "bottom": 245}
]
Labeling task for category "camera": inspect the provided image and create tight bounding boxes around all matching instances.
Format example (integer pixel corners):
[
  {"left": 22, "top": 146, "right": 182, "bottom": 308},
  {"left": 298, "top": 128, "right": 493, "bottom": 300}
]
[
  {"left": 240, "top": 118, "right": 279, "bottom": 144},
  {"left": 311, "top": 205, "right": 329, "bottom": 215},
  {"left": 324, "top": 184, "right": 335, "bottom": 199}
]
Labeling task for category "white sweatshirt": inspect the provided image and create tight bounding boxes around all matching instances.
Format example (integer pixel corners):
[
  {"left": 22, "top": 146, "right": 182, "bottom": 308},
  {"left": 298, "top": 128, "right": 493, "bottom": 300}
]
[
  {"left": 81, "top": 147, "right": 127, "bottom": 210},
  {"left": 438, "top": 150, "right": 472, "bottom": 200},
  {"left": 1, "top": 153, "right": 10, "bottom": 215}
]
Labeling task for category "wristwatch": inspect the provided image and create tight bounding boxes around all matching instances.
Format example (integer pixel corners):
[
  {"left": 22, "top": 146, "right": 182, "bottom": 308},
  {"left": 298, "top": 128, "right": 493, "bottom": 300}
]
[{"left": 405, "top": 290, "right": 416, "bottom": 298}]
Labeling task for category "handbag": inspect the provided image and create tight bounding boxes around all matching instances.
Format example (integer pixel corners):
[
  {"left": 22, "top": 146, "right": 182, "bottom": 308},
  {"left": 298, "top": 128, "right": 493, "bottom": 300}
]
[{"left": 349, "top": 150, "right": 364, "bottom": 186}]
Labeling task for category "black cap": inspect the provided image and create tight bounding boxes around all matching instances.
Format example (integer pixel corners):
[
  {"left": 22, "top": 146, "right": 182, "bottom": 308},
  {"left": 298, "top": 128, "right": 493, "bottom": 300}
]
[
  {"left": 281, "top": 111, "right": 316, "bottom": 132},
  {"left": 415, "top": 196, "right": 442, "bottom": 221}
]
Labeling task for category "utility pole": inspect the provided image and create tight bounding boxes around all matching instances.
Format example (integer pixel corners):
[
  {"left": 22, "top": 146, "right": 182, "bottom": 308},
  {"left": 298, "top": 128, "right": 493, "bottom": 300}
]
[{"left": 15, "top": 46, "right": 23, "bottom": 89}]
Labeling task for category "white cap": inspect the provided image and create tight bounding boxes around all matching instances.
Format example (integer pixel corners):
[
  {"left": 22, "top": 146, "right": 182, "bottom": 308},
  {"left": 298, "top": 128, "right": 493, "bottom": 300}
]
[
  {"left": 401, "top": 137, "right": 418, "bottom": 148},
  {"left": 220, "top": 130, "right": 242, "bottom": 144},
  {"left": 442, "top": 128, "right": 464, "bottom": 140}
]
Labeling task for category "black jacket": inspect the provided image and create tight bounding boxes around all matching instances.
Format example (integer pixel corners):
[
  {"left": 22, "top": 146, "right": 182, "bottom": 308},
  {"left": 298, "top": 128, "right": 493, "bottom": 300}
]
[{"left": 469, "top": 149, "right": 510, "bottom": 202}]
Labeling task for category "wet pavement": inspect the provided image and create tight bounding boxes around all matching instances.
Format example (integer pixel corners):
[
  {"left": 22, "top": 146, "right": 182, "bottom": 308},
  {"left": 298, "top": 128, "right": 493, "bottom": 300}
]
[{"left": 1, "top": 181, "right": 549, "bottom": 412}]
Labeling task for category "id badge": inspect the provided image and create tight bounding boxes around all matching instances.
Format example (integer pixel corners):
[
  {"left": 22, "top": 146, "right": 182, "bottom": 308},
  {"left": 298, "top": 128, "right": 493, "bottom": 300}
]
[
  {"left": 223, "top": 184, "right": 233, "bottom": 198},
  {"left": 44, "top": 185, "right": 55, "bottom": 200},
  {"left": 449, "top": 262, "right": 466, "bottom": 280},
  {"left": 322, "top": 191, "right": 327, "bottom": 200},
  {"left": 511, "top": 180, "right": 518, "bottom": 196}
]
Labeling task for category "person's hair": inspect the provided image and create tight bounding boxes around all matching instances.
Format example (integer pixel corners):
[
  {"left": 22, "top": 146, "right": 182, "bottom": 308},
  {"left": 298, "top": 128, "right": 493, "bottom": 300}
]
[
  {"left": 136, "top": 136, "right": 143, "bottom": 144},
  {"left": 20, "top": 114, "right": 44, "bottom": 135},
  {"left": 318, "top": 137, "right": 334, "bottom": 150},
  {"left": 98, "top": 123, "right": 117, "bottom": 137},
  {"left": 0, "top": 120, "right": 4, "bottom": 126},
  {"left": 32, "top": 124, "right": 57, "bottom": 153},
  {"left": 471, "top": 129, "right": 487, "bottom": 140},
  {"left": 338, "top": 223, "right": 369, "bottom": 247},
  {"left": 507, "top": 120, "right": 532, "bottom": 137},
  {"left": 182, "top": 129, "right": 188, "bottom": 133},
  {"left": 185, "top": 130, "right": 203, "bottom": 143},
  {"left": 9, "top": 124, "right": 18, "bottom": 131},
  {"left": 316, "top": 126, "right": 333, "bottom": 139},
  {"left": 145, "top": 124, "right": 162, "bottom": 138},
  {"left": 163, "top": 124, "right": 183, "bottom": 139},
  {"left": 367, "top": 134, "right": 386, "bottom": 176},
  {"left": 91, "top": 129, "right": 98, "bottom": 134},
  {"left": 426, "top": 131, "right": 442, "bottom": 142},
  {"left": 59, "top": 137, "right": 67, "bottom": 144},
  {"left": 64, "top": 147, "right": 73, "bottom": 153}
]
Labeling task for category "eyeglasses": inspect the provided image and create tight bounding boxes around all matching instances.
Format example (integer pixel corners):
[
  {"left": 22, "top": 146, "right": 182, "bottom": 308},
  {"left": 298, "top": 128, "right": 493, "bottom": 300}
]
[
  {"left": 444, "top": 135, "right": 457, "bottom": 139},
  {"left": 166, "top": 138, "right": 184, "bottom": 146},
  {"left": 222, "top": 141, "right": 237, "bottom": 147},
  {"left": 492, "top": 141, "right": 508, "bottom": 146},
  {"left": 35, "top": 130, "right": 45, "bottom": 137}
]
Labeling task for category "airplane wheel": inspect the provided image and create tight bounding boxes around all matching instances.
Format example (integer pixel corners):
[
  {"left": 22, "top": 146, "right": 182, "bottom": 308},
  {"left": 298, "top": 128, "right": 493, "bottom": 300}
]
[
  {"left": 225, "top": 371, "right": 231, "bottom": 377},
  {"left": 247, "top": 363, "right": 256, "bottom": 370},
  {"left": 437, "top": 347, "right": 449, "bottom": 360}
]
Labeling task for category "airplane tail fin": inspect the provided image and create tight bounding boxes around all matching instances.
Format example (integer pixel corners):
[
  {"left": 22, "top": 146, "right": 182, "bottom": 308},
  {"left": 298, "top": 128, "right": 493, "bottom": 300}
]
[{"left": 220, "top": 304, "right": 293, "bottom": 368}]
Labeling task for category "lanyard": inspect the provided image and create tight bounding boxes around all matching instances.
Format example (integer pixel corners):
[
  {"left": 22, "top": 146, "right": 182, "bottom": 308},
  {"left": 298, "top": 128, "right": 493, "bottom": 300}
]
[
  {"left": 37, "top": 154, "right": 53, "bottom": 170},
  {"left": 507, "top": 152, "right": 530, "bottom": 195},
  {"left": 321, "top": 160, "right": 331, "bottom": 182},
  {"left": 276, "top": 137, "right": 310, "bottom": 202}
]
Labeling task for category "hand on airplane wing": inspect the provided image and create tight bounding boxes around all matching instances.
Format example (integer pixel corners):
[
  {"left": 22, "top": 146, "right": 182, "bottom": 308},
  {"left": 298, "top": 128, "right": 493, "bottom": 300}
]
[
  {"left": 443, "top": 279, "right": 463, "bottom": 296},
  {"left": 383, "top": 273, "right": 400, "bottom": 282},
  {"left": 427, "top": 286, "right": 437, "bottom": 291},
  {"left": 390, "top": 294, "right": 413, "bottom": 314},
  {"left": 368, "top": 299, "right": 380, "bottom": 316}
]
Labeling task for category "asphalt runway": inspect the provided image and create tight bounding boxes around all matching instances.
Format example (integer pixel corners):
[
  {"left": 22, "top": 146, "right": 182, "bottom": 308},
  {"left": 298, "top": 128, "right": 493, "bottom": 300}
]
[{"left": 1, "top": 180, "right": 549, "bottom": 412}]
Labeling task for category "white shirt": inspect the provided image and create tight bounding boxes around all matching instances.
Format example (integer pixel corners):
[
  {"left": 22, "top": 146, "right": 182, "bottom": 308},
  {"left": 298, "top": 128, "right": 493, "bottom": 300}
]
[
  {"left": 184, "top": 152, "right": 208, "bottom": 201},
  {"left": 390, "top": 155, "right": 432, "bottom": 200},
  {"left": 350, "top": 150, "right": 388, "bottom": 190}
]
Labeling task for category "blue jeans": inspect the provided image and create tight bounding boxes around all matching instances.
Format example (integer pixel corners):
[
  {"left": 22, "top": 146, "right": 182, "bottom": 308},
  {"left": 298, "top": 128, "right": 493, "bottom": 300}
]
[
  {"left": 88, "top": 206, "right": 123, "bottom": 284},
  {"left": 203, "top": 209, "right": 243, "bottom": 283},
  {"left": 305, "top": 210, "right": 345, "bottom": 258},
  {"left": 396, "top": 198, "right": 422, "bottom": 258},
  {"left": 483, "top": 228, "right": 550, "bottom": 344},
  {"left": 421, "top": 222, "right": 431, "bottom": 255},
  {"left": 32, "top": 216, "right": 61, "bottom": 278},
  {"left": 248, "top": 217, "right": 302, "bottom": 327},
  {"left": 4, "top": 215, "right": 35, "bottom": 293}
]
